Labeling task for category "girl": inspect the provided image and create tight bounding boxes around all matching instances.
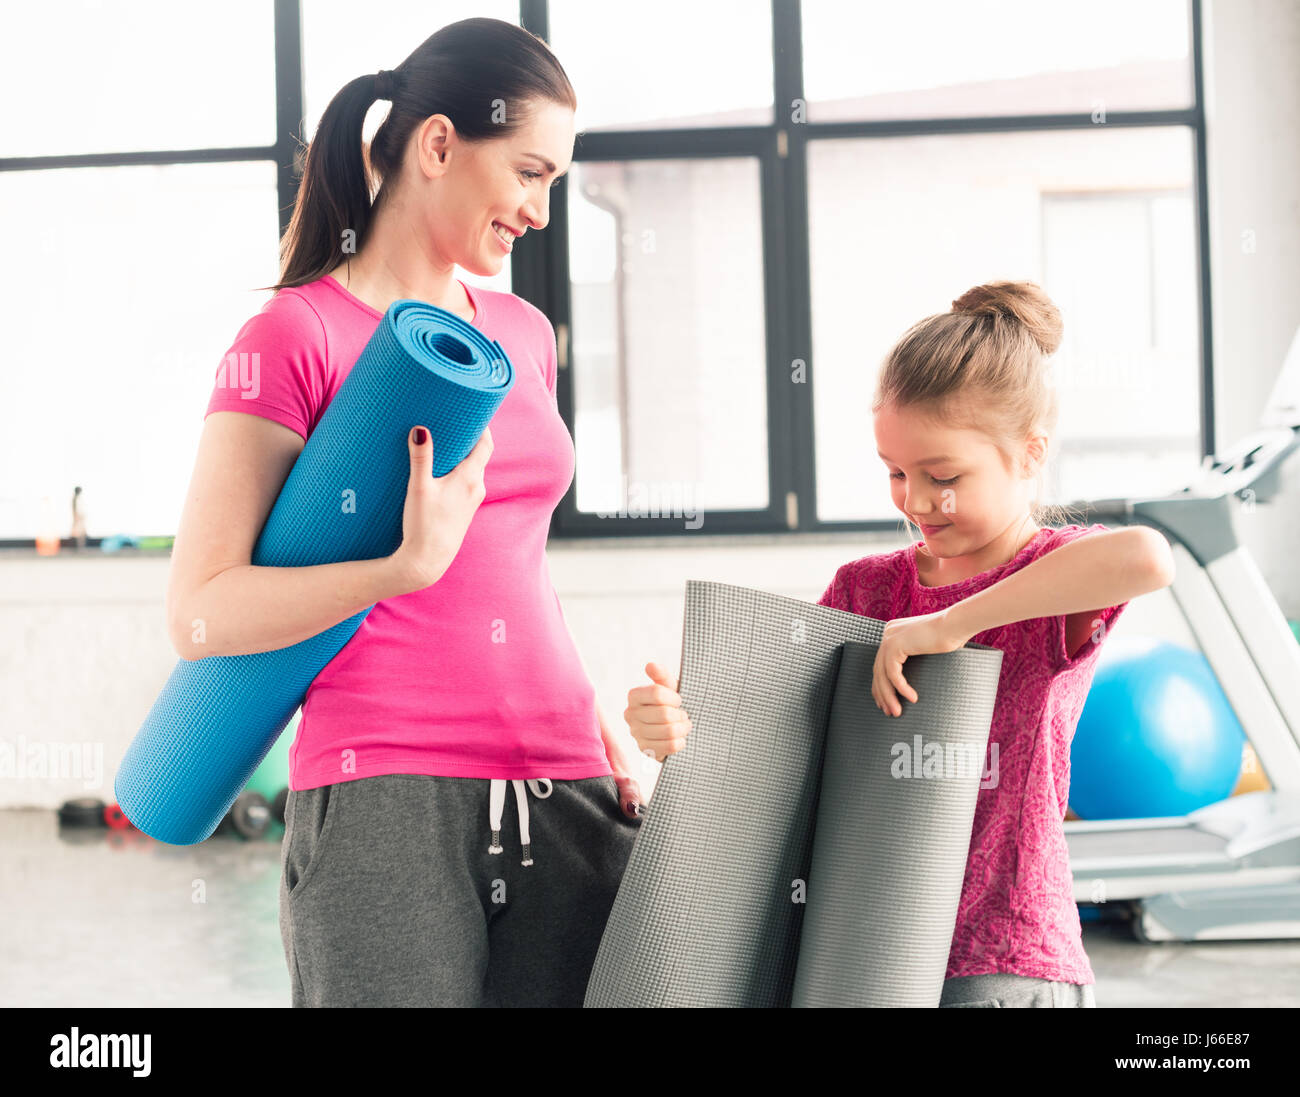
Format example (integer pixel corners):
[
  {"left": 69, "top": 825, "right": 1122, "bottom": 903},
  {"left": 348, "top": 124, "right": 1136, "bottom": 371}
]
[
  {"left": 626, "top": 280, "right": 1176, "bottom": 1008},
  {"left": 169, "top": 18, "right": 644, "bottom": 1007}
]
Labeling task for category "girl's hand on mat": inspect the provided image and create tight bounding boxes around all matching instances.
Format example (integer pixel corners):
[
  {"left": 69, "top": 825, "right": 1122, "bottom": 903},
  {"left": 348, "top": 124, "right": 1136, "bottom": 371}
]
[
  {"left": 389, "top": 424, "right": 494, "bottom": 593},
  {"left": 873, "top": 611, "right": 972, "bottom": 717},
  {"left": 625, "top": 661, "right": 693, "bottom": 762}
]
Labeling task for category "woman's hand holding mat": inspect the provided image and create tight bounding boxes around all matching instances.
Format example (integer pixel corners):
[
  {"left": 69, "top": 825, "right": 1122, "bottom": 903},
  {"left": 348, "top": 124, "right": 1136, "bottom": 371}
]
[{"left": 387, "top": 424, "right": 494, "bottom": 594}]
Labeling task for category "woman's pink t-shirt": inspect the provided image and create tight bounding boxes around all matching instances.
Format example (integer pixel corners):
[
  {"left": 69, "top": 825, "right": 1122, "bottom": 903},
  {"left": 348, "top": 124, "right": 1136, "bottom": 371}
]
[
  {"left": 204, "top": 275, "right": 609, "bottom": 788},
  {"left": 817, "top": 524, "right": 1129, "bottom": 985}
]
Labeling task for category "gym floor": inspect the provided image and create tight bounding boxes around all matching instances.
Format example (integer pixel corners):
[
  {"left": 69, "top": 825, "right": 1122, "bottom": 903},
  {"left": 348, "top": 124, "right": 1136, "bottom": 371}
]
[{"left": 4, "top": 809, "right": 1297, "bottom": 1008}]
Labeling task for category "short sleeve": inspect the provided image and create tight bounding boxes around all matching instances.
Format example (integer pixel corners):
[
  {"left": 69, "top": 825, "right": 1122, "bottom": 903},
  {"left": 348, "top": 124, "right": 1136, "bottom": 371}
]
[
  {"left": 204, "top": 289, "right": 328, "bottom": 441},
  {"left": 1044, "top": 524, "right": 1131, "bottom": 668}
]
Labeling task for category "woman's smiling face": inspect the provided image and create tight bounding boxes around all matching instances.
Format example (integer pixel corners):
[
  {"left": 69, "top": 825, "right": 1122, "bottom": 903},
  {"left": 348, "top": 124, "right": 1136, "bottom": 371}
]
[{"left": 413, "top": 99, "right": 575, "bottom": 277}]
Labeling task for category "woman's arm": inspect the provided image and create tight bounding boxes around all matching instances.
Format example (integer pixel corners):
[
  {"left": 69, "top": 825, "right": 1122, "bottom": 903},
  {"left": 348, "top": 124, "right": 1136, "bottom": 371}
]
[
  {"left": 166, "top": 412, "right": 411, "bottom": 660},
  {"left": 942, "top": 526, "right": 1174, "bottom": 643},
  {"left": 595, "top": 700, "right": 648, "bottom": 816},
  {"left": 166, "top": 411, "right": 491, "bottom": 660}
]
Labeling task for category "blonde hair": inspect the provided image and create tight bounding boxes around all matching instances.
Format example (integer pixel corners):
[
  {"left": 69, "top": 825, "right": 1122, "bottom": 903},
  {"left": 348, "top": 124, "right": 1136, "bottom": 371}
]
[{"left": 872, "top": 279, "right": 1084, "bottom": 534}]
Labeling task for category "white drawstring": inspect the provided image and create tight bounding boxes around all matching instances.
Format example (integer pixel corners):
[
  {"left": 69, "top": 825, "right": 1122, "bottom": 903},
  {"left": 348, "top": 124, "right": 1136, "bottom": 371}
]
[{"left": 488, "top": 778, "right": 553, "bottom": 866}]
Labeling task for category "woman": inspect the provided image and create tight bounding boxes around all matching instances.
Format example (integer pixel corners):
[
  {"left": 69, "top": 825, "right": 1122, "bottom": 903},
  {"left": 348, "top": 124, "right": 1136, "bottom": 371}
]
[{"left": 167, "top": 17, "right": 645, "bottom": 1007}]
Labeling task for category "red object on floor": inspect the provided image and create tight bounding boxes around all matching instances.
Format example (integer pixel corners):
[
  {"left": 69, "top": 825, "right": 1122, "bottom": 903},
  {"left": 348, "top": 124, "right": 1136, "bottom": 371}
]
[{"left": 104, "top": 803, "right": 132, "bottom": 830}]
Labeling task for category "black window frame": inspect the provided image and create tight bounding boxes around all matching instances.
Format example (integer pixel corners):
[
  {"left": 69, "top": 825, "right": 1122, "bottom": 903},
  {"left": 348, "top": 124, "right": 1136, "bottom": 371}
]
[
  {"left": 512, "top": 0, "right": 1212, "bottom": 539},
  {"left": 0, "top": 0, "right": 303, "bottom": 550},
  {"left": 0, "top": 0, "right": 1210, "bottom": 548}
]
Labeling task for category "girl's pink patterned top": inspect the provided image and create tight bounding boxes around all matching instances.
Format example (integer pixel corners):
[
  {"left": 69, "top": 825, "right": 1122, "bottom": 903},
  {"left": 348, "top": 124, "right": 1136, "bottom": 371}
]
[{"left": 817, "top": 524, "right": 1129, "bottom": 984}]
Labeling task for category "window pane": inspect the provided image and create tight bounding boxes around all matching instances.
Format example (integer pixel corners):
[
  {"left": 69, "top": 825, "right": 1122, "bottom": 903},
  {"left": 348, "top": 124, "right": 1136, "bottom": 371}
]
[
  {"left": 549, "top": 1, "right": 773, "bottom": 132},
  {"left": 302, "top": 1, "right": 520, "bottom": 140},
  {"left": 569, "top": 158, "right": 769, "bottom": 518},
  {"left": 0, "top": 163, "right": 281, "bottom": 539},
  {"left": 808, "top": 127, "right": 1200, "bottom": 523},
  {"left": 802, "top": 0, "right": 1192, "bottom": 122},
  {"left": 1, "top": 0, "right": 275, "bottom": 156}
]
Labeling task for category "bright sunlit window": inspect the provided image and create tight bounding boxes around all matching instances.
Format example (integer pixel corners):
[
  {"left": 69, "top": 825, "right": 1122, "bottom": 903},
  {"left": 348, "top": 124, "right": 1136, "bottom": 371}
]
[{"left": 0, "top": 0, "right": 1206, "bottom": 541}]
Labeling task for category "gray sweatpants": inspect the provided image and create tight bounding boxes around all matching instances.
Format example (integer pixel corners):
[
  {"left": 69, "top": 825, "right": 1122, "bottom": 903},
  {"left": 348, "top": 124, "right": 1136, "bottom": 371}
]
[
  {"left": 940, "top": 972, "right": 1097, "bottom": 1007},
  {"left": 280, "top": 773, "right": 1094, "bottom": 1008},
  {"left": 278, "top": 772, "right": 640, "bottom": 1007}
]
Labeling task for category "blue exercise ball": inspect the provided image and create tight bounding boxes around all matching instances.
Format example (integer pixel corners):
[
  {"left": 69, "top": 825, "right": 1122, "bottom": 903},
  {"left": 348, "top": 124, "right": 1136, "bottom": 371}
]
[{"left": 1069, "top": 636, "right": 1245, "bottom": 820}]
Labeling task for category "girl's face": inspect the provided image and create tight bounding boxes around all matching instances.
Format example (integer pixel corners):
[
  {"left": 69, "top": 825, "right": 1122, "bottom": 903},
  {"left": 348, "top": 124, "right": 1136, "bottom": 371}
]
[
  {"left": 875, "top": 402, "right": 1039, "bottom": 556},
  {"left": 415, "top": 100, "right": 575, "bottom": 277}
]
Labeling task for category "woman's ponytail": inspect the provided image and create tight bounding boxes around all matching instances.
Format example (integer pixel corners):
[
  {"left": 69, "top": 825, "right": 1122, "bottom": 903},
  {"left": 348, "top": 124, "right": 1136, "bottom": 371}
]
[{"left": 272, "top": 74, "right": 387, "bottom": 291}]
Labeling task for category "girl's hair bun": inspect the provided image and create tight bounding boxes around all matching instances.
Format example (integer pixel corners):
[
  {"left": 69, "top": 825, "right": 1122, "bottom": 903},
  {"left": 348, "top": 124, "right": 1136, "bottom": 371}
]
[{"left": 951, "top": 280, "right": 1063, "bottom": 357}]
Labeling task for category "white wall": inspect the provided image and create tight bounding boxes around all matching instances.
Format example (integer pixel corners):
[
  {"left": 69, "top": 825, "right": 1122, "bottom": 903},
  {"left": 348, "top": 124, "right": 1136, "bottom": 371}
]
[
  {"left": 1203, "top": 0, "right": 1300, "bottom": 612},
  {"left": 0, "top": 534, "right": 1194, "bottom": 810}
]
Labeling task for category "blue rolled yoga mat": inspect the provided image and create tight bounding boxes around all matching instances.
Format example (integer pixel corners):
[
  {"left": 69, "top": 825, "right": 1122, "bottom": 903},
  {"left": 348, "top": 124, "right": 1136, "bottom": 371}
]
[{"left": 116, "top": 301, "right": 514, "bottom": 845}]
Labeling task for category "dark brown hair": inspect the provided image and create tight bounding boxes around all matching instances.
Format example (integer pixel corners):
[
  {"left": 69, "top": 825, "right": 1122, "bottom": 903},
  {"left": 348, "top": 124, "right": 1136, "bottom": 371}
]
[
  {"left": 273, "top": 17, "right": 577, "bottom": 290},
  {"left": 873, "top": 279, "right": 1082, "bottom": 529}
]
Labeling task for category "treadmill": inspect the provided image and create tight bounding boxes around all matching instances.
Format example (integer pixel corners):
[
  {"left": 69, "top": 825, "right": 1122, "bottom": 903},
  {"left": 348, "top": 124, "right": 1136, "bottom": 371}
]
[{"left": 1065, "top": 324, "right": 1300, "bottom": 942}]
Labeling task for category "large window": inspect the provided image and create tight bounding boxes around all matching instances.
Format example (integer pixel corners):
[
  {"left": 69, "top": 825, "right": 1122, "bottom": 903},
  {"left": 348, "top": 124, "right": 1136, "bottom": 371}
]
[
  {"left": 0, "top": 1, "right": 277, "bottom": 156},
  {"left": 0, "top": 1, "right": 284, "bottom": 543},
  {"left": 1, "top": 0, "right": 1208, "bottom": 543},
  {"left": 542, "top": 0, "right": 1207, "bottom": 536},
  {"left": 549, "top": 0, "right": 774, "bottom": 132},
  {"left": 0, "top": 163, "right": 281, "bottom": 538},
  {"left": 0, "top": 1, "right": 517, "bottom": 542},
  {"left": 568, "top": 157, "right": 770, "bottom": 517},
  {"left": 808, "top": 127, "right": 1200, "bottom": 522},
  {"left": 800, "top": 0, "right": 1192, "bottom": 121}
]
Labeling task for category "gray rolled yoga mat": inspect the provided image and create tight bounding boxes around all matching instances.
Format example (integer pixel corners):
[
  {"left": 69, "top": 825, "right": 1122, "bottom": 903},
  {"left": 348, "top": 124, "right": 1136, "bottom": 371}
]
[{"left": 583, "top": 580, "right": 1004, "bottom": 1008}]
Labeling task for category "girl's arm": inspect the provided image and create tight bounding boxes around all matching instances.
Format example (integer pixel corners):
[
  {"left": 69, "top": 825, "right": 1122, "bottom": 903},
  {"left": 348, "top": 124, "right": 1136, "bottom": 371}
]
[{"left": 942, "top": 527, "right": 1174, "bottom": 643}]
